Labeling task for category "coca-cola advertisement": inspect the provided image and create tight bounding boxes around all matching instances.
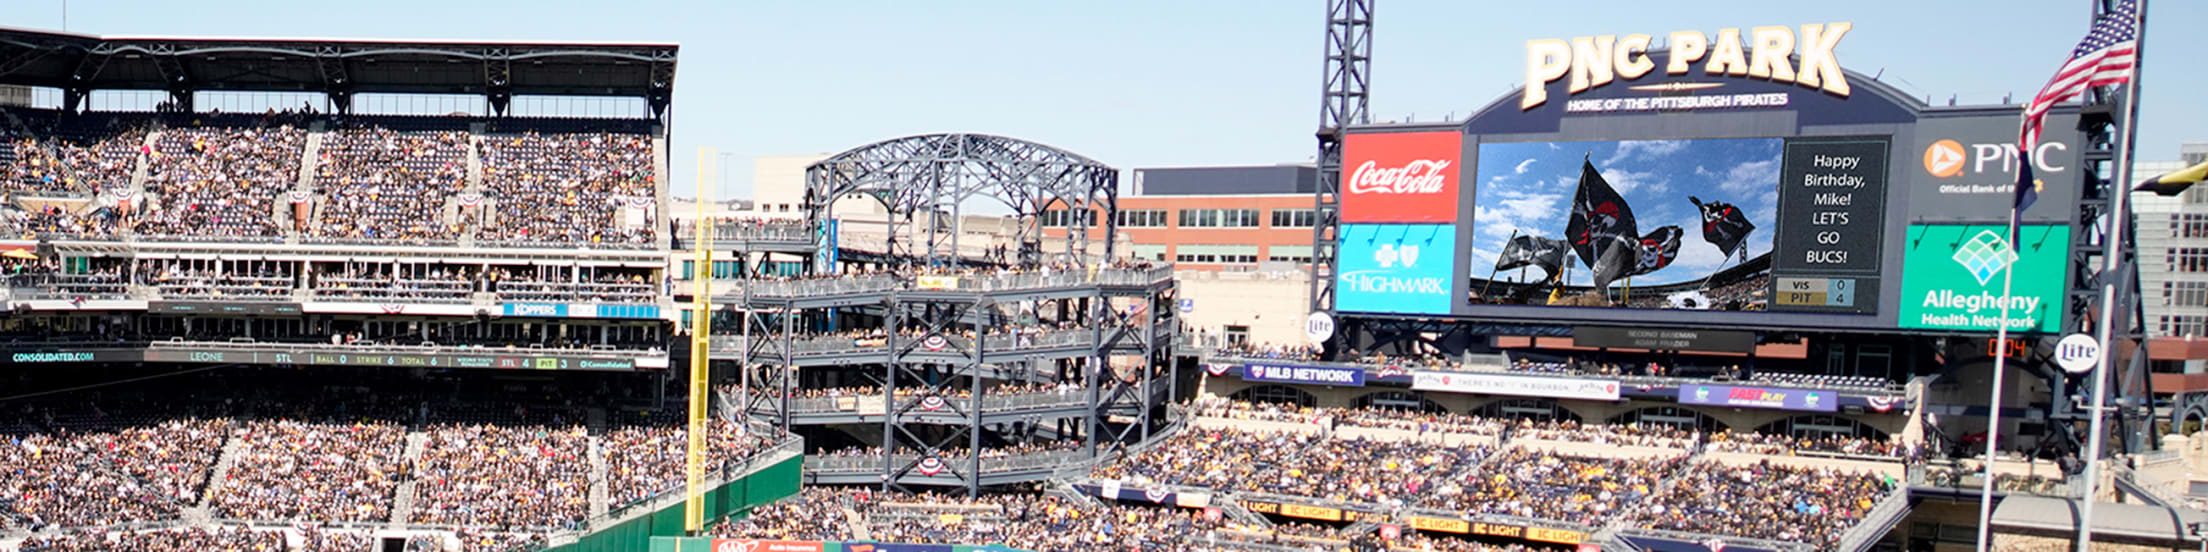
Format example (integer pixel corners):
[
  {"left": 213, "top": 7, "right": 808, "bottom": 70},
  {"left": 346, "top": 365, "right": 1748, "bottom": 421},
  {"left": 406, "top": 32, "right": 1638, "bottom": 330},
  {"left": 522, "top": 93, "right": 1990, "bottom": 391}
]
[
  {"left": 1341, "top": 131, "right": 1462, "bottom": 223},
  {"left": 1467, "top": 137, "right": 1780, "bottom": 311}
]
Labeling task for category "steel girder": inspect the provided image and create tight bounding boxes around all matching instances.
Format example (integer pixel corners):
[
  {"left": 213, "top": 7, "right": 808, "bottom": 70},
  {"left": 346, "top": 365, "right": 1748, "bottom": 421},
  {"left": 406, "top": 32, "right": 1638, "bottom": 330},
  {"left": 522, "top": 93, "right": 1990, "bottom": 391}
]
[
  {"left": 803, "top": 134, "right": 1118, "bottom": 273},
  {"left": 1309, "top": 0, "right": 1373, "bottom": 327}
]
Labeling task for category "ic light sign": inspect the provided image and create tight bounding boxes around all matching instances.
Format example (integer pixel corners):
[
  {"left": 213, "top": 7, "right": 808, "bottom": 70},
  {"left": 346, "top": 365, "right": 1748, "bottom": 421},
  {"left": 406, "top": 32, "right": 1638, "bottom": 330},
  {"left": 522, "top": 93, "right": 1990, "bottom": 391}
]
[{"left": 1522, "top": 23, "right": 1853, "bottom": 109}]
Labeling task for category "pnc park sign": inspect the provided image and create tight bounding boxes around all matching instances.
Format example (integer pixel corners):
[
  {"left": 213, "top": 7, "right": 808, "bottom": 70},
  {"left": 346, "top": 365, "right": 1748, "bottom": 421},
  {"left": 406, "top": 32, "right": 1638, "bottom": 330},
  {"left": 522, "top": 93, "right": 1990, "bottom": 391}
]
[{"left": 1522, "top": 23, "right": 1852, "bottom": 110}]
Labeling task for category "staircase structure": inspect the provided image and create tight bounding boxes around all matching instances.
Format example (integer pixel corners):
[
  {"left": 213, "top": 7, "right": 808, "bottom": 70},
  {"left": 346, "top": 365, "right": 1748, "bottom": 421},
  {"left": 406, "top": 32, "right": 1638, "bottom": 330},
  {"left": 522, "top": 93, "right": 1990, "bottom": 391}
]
[
  {"left": 588, "top": 436, "right": 611, "bottom": 518},
  {"left": 198, "top": 432, "right": 249, "bottom": 506},
  {"left": 389, "top": 431, "right": 431, "bottom": 525}
]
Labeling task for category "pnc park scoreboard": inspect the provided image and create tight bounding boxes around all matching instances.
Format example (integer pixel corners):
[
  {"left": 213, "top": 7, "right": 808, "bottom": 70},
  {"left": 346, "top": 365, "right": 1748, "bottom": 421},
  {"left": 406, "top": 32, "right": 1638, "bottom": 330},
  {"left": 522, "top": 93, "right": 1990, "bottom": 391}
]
[{"left": 1335, "top": 22, "right": 2085, "bottom": 336}]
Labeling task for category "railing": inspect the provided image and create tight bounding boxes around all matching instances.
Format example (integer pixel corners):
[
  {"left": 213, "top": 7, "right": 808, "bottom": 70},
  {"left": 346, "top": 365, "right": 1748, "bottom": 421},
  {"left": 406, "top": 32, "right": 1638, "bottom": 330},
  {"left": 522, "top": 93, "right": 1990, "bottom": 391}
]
[
  {"left": 717, "top": 329, "right": 1097, "bottom": 359},
  {"left": 775, "top": 389, "right": 1086, "bottom": 415},
  {"left": 311, "top": 291, "right": 472, "bottom": 304},
  {"left": 152, "top": 283, "right": 298, "bottom": 301},
  {"left": 807, "top": 450, "right": 1088, "bottom": 476},
  {"left": 472, "top": 240, "right": 659, "bottom": 251},
  {"left": 7, "top": 274, "right": 130, "bottom": 300},
  {"left": 300, "top": 237, "right": 463, "bottom": 248},
  {"left": 1204, "top": 352, "right": 1908, "bottom": 394},
  {"left": 727, "top": 274, "right": 903, "bottom": 300},
  {"left": 138, "top": 338, "right": 664, "bottom": 357},
  {"left": 1833, "top": 485, "right": 1912, "bottom": 552},
  {"left": 1613, "top": 527, "right": 1815, "bottom": 552},
  {"left": 1909, "top": 462, "right": 2079, "bottom": 498},
  {"left": 718, "top": 266, "right": 1172, "bottom": 301},
  {"left": 699, "top": 222, "right": 813, "bottom": 243}
]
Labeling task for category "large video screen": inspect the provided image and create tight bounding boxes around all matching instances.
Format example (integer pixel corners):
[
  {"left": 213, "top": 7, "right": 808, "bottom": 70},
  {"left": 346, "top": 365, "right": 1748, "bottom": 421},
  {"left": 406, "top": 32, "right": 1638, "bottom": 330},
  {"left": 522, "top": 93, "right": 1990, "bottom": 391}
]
[{"left": 1468, "top": 136, "right": 1888, "bottom": 315}]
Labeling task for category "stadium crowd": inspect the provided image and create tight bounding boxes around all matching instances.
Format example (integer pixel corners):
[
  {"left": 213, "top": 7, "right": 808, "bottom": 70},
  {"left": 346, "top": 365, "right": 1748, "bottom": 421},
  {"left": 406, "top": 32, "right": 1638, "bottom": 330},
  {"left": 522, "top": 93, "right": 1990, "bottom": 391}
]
[
  {"left": 1091, "top": 427, "right": 1322, "bottom": 490},
  {"left": 5, "top": 126, "right": 145, "bottom": 195},
  {"left": 136, "top": 124, "right": 306, "bottom": 238},
  {"left": 1627, "top": 460, "right": 1897, "bottom": 549},
  {"left": 15, "top": 526, "right": 286, "bottom": 552},
  {"left": 603, "top": 420, "right": 770, "bottom": 506},
  {"left": 0, "top": 108, "right": 665, "bottom": 246},
  {"left": 408, "top": 424, "right": 591, "bottom": 530},
  {"left": 1419, "top": 448, "right": 1685, "bottom": 526},
  {"left": 475, "top": 132, "right": 656, "bottom": 245},
  {"left": 211, "top": 420, "right": 410, "bottom": 523},
  {"left": 309, "top": 128, "right": 469, "bottom": 241},
  {"left": 0, "top": 420, "right": 227, "bottom": 529},
  {"left": 1705, "top": 429, "right": 1910, "bottom": 458},
  {"left": 711, "top": 486, "right": 1575, "bottom": 552},
  {"left": 1187, "top": 397, "right": 1504, "bottom": 436}
]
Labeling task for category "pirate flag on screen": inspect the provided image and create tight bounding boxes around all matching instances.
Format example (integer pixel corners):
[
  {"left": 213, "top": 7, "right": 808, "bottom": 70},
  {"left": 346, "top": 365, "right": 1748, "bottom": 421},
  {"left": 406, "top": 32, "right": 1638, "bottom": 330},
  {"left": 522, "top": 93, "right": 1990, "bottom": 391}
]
[
  {"left": 1688, "top": 196, "right": 1755, "bottom": 259},
  {"left": 1494, "top": 235, "right": 1571, "bottom": 277},
  {"left": 1630, "top": 225, "right": 1684, "bottom": 277},
  {"left": 1567, "top": 159, "right": 1640, "bottom": 291}
]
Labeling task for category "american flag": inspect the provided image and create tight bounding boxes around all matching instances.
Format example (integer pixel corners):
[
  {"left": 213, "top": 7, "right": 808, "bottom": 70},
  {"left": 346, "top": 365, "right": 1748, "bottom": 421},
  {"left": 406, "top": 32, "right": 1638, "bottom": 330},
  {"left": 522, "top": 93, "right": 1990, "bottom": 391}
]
[{"left": 2020, "top": 0, "right": 2139, "bottom": 150}]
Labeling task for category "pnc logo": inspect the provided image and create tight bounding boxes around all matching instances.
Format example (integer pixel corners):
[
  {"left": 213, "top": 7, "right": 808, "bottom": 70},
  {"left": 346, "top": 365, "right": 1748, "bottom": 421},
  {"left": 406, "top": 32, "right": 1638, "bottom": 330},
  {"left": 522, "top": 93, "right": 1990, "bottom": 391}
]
[
  {"left": 1923, "top": 140, "right": 1966, "bottom": 178},
  {"left": 1922, "top": 138, "right": 2068, "bottom": 178}
]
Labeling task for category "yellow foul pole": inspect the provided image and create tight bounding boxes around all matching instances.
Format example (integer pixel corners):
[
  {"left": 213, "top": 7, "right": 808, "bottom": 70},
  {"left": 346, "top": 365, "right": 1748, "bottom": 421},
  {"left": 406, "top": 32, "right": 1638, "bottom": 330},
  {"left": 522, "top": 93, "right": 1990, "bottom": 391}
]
[{"left": 685, "top": 148, "right": 714, "bottom": 532}]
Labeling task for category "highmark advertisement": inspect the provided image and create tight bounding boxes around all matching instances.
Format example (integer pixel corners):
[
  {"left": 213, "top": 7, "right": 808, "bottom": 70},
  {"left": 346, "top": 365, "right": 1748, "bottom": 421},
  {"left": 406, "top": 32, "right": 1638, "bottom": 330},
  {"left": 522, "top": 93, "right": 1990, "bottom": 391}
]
[
  {"left": 1898, "top": 224, "right": 2070, "bottom": 333},
  {"left": 1336, "top": 224, "right": 1456, "bottom": 315}
]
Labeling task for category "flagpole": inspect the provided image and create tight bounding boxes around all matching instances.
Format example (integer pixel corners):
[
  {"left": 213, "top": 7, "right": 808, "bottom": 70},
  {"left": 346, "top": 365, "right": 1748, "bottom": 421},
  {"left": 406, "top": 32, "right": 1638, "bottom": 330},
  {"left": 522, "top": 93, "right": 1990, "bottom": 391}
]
[
  {"left": 1481, "top": 229, "right": 1518, "bottom": 301},
  {"left": 1975, "top": 211, "right": 2023, "bottom": 552},
  {"left": 2078, "top": 0, "right": 2148, "bottom": 549}
]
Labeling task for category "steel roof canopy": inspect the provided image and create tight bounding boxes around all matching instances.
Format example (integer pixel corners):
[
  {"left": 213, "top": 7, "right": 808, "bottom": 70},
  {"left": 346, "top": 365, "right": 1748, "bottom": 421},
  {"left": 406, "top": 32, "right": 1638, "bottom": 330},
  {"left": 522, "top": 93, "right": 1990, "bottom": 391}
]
[{"left": 0, "top": 25, "right": 676, "bottom": 100}]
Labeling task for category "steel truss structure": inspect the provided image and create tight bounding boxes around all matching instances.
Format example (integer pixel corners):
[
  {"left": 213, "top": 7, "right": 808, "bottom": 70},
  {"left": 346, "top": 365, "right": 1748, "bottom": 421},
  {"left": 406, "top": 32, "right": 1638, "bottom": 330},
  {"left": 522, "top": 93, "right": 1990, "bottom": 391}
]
[
  {"left": 804, "top": 133, "right": 1119, "bottom": 270},
  {"left": 707, "top": 134, "right": 1173, "bottom": 495},
  {"left": 1309, "top": 0, "right": 1373, "bottom": 326},
  {"left": 0, "top": 28, "right": 677, "bottom": 120}
]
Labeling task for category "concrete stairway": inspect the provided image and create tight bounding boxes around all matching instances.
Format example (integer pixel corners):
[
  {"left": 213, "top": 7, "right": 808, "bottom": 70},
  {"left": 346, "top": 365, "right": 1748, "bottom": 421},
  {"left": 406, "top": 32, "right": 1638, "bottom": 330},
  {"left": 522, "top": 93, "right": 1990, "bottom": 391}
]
[
  {"left": 588, "top": 436, "right": 611, "bottom": 518},
  {"left": 128, "top": 130, "right": 157, "bottom": 200},
  {"left": 843, "top": 507, "right": 871, "bottom": 541},
  {"left": 389, "top": 431, "right": 430, "bottom": 525},
  {"left": 286, "top": 130, "right": 323, "bottom": 235},
  {"left": 198, "top": 432, "right": 249, "bottom": 506}
]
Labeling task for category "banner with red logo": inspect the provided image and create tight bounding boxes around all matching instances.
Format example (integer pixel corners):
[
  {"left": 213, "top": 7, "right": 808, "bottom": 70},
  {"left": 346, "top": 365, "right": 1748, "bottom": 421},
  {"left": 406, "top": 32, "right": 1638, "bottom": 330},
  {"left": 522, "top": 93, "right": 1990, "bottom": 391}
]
[
  {"left": 710, "top": 539, "right": 824, "bottom": 552},
  {"left": 1342, "top": 131, "right": 1462, "bottom": 223}
]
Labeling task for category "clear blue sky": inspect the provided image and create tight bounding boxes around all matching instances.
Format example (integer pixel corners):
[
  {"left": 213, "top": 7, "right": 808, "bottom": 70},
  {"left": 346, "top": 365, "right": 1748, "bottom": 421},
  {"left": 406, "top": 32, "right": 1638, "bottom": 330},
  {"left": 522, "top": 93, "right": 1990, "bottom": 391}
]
[{"left": 18, "top": 0, "right": 2203, "bottom": 199}]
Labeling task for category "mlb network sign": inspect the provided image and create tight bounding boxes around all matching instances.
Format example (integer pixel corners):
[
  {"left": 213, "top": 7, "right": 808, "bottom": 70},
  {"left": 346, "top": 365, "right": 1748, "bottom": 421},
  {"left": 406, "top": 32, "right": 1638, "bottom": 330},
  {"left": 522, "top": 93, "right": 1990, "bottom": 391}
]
[
  {"left": 1336, "top": 224, "right": 1456, "bottom": 315},
  {"left": 1242, "top": 363, "right": 1366, "bottom": 387}
]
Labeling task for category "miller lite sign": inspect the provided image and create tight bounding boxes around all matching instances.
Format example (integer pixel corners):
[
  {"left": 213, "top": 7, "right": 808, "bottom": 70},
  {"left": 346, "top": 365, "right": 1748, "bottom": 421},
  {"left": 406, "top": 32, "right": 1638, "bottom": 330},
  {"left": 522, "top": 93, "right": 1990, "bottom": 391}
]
[{"left": 1341, "top": 131, "right": 1462, "bottom": 223}]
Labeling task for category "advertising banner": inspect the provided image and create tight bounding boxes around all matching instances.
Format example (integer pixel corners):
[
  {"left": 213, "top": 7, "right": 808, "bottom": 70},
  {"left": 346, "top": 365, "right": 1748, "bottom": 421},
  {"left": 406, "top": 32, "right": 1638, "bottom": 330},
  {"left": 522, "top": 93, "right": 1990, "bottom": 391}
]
[
  {"left": 843, "top": 544, "right": 956, "bottom": 552},
  {"left": 1898, "top": 224, "right": 2069, "bottom": 333},
  {"left": 1411, "top": 371, "right": 1620, "bottom": 401},
  {"left": 1239, "top": 500, "right": 1378, "bottom": 522},
  {"left": 1676, "top": 384, "right": 1838, "bottom": 412},
  {"left": 1336, "top": 224, "right": 1456, "bottom": 315},
  {"left": 916, "top": 276, "right": 960, "bottom": 290},
  {"left": 1341, "top": 131, "right": 1462, "bottom": 223},
  {"left": 709, "top": 540, "right": 825, "bottom": 552},
  {"left": 1405, "top": 517, "right": 1586, "bottom": 545},
  {"left": 1241, "top": 363, "right": 1366, "bottom": 387},
  {"left": 1907, "top": 112, "right": 2081, "bottom": 224}
]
